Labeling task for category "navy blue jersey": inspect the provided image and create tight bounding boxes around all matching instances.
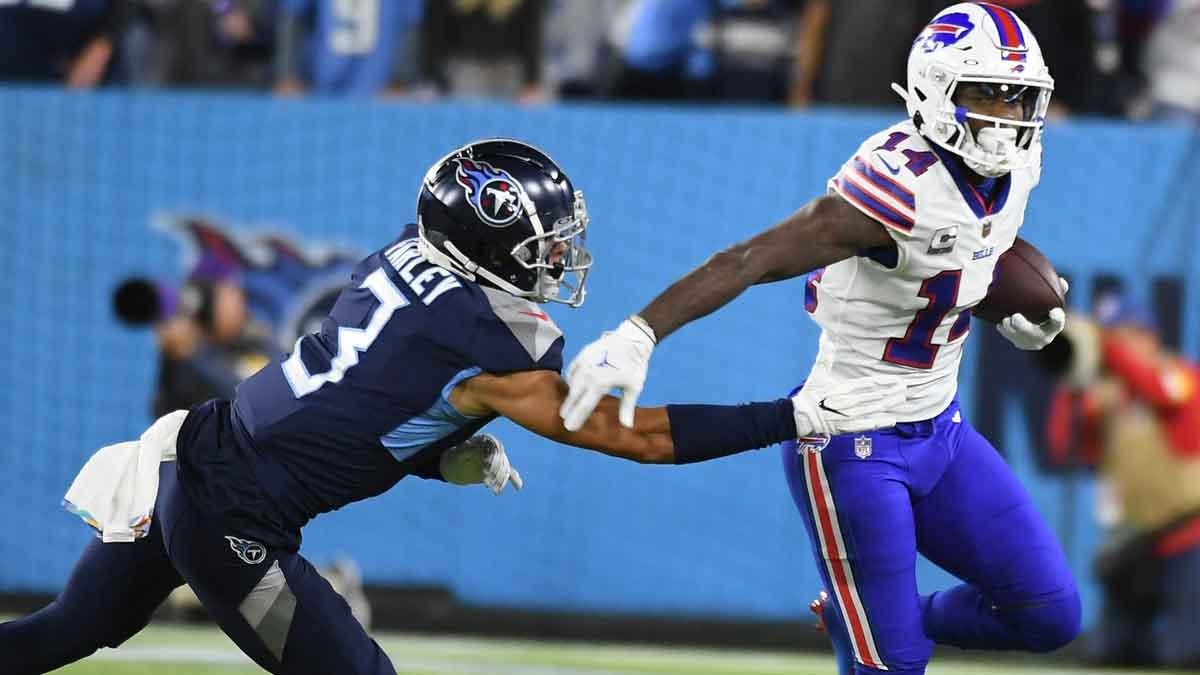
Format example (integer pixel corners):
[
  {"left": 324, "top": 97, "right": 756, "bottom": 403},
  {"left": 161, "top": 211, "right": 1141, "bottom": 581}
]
[
  {"left": 0, "top": 0, "right": 124, "bottom": 81},
  {"left": 176, "top": 226, "right": 564, "bottom": 550}
]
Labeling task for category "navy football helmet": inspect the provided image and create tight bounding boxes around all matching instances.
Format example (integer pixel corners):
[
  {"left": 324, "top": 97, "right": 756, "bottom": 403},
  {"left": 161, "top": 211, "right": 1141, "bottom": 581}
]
[{"left": 417, "top": 139, "right": 591, "bottom": 307}]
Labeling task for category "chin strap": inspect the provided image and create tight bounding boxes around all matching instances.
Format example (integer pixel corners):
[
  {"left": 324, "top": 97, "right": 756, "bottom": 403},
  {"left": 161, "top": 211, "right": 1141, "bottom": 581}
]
[{"left": 417, "top": 230, "right": 539, "bottom": 300}]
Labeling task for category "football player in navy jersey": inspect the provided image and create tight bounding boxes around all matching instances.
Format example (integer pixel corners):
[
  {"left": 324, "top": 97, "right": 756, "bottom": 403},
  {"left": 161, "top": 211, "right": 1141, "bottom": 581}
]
[{"left": 0, "top": 140, "right": 906, "bottom": 675}]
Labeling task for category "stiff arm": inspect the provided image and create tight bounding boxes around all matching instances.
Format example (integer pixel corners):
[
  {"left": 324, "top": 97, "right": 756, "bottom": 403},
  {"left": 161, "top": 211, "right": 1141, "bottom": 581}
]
[
  {"left": 448, "top": 367, "right": 849, "bottom": 466},
  {"left": 557, "top": 194, "right": 892, "bottom": 432},
  {"left": 642, "top": 194, "right": 891, "bottom": 341}
]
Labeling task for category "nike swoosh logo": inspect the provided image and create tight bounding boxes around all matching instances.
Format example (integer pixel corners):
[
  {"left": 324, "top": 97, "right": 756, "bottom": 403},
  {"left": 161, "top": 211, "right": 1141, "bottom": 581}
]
[
  {"left": 818, "top": 399, "right": 847, "bottom": 417},
  {"left": 519, "top": 310, "right": 550, "bottom": 321},
  {"left": 875, "top": 155, "right": 902, "bottom": 175}
]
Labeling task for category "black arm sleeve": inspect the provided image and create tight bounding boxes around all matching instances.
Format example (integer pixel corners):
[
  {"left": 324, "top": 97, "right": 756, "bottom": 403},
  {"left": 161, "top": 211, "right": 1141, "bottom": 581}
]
[{"left": 667, "top": 399, "right": 797, "bottom": 464}]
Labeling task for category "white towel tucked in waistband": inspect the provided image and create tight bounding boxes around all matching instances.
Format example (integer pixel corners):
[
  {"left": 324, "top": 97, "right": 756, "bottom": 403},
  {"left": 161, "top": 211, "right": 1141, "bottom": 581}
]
[{"left": 63, "top": 410, "right": 189, "bottom": 543}]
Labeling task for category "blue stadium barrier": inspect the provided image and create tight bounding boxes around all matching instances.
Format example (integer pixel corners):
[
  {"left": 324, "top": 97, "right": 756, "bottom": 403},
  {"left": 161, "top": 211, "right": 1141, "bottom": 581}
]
[{"left": 1, "top": 89, "right": 1197, "bottom": 626}]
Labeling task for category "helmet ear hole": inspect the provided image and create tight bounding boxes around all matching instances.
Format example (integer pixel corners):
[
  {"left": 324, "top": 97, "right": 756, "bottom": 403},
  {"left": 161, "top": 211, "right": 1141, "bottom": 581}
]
[
  {"left": 424, "top": 229, "right": 449, "bottom": 248},
  {"left": 914, "top": 87, "right": 928, "bottom": 103},
  {"left": 513, "top": 242, "right": 535, "bottom": 265}
]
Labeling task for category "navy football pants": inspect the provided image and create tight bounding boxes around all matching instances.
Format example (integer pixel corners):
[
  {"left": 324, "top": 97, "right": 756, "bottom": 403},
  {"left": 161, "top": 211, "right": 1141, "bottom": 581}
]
[
  {"left": 0, "top": 464, "right": 394, "bottom": 674},
  {"left": 782, "top": 399, "right": 1081, "bottom": 674}
]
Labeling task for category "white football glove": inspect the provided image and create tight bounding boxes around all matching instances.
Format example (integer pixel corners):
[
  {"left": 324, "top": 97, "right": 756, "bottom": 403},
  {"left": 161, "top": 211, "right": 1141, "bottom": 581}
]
[
  {"left": 791, "top": 376, "right": 907, "bottom": 437},
  {"left": 996, "top": 277, "right": 1068, "bottom": 351},
  {"left": 438, "top": 433, "right": 523, "bottom": 495},
  {"left": 560, "top": 317, "right": 656, "bottom": 431}
]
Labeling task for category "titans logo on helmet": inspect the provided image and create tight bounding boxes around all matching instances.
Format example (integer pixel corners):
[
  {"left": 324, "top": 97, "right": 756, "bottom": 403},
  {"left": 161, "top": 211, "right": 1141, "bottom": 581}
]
[
  {"left": 915, "top": 12, "right": 975, "bottom": 53},
  {"left": 454, "top": 158, "right": 524, "bottom": 227}
]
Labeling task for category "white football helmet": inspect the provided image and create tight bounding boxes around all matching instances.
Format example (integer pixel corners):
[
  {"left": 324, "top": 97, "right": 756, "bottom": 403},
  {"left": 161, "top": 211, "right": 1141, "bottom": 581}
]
[{"left": 892, "top": 3, "right": 1054, "bottom": 177}]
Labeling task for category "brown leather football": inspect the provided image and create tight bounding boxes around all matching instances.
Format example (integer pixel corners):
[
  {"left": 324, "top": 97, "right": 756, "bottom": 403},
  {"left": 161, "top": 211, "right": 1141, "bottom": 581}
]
[{"left": 972, "top": 237, "right": 1065, "bottom": 324}]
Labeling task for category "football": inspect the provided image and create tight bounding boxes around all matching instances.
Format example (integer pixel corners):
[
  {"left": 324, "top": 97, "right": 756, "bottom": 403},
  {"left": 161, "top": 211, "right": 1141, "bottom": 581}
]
[{"left": 972, "top": 237, "right": 1065, "bottom": 324}]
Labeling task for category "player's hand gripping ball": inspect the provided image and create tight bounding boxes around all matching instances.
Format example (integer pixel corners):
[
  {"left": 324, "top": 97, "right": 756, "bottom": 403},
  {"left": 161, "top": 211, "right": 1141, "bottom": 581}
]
[
  {"left": 973, "top": 238, "right": 1068, "bottom": 350},
  {"left": 973, "top": 238, "right": 1065, "bottom": 324}
]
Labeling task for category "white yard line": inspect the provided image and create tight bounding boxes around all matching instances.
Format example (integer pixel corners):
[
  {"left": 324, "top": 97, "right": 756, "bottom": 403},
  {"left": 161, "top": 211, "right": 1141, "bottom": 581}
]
[
  {"left": 88, "top": 643, "right": 682, "bottom": 675},
  {"left": 90, "top": 645, "right": 254, "bottom": 666},
  {"left": 80, "top": 627, "right": 1192, "bottom": 675}
]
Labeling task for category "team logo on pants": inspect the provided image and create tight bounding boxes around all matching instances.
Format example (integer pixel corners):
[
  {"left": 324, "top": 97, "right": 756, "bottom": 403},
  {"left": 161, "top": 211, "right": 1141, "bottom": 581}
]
[
  {"left": 225, "top": 536, "right": 267, "bottom": 565},
  {"left": 796, "top": 436, "right": 831, "bottom": 455},
  {"left": 854, "top": 436, "right": 873, "bottom": 459}
]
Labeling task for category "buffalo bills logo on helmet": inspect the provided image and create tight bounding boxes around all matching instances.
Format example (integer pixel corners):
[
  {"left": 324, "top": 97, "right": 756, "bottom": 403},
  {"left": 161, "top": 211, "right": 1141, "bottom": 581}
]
[
  {"left": 455, "top": 158, "right": 524, "bottom": 227},
  {"left": 916, "top": 12, "right": 975, "bottom": 53}
]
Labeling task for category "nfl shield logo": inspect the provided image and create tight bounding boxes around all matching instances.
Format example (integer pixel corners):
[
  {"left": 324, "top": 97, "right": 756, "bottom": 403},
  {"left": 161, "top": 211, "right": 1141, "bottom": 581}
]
[
  {"left": 854, "top": 436, "right": 873, "bottom": 459},
  {"left": 982, "top": 221, "right": 992, "bottom": 238}
]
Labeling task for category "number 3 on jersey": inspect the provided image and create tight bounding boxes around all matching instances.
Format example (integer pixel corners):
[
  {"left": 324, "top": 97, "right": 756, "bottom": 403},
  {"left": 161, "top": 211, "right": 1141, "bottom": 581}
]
[
  {"left": 283, "top": 269, "right": 408, "bottom": 397},
  {"left": 883, "top": 270, "right": 970, "bottom": 369}
]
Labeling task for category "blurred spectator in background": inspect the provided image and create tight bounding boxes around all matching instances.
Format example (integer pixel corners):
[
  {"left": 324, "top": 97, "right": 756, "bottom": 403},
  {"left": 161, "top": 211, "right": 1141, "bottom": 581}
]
[
  {"left": 608, "top": 0, "right": 809, "bottom": 104},
  {"left": 113, "top": 276, "right": 274, "bottom": 417},
  {"left": 694, "top": 0, "right": 807, "bottom": 103},
  {"left": 422, "top": 0, "right": 546, "bottom": 102},
  {"left": 275, "top": 0, "right": 423, "bottom": 97},
  {"left": 958, "top": 0, "right": 1103, "bottom": 116},
  {"left": 0, "top": 0, "right": 133, "bottom": 87},
  {"left": 544, "top": 0, "right": 625, "bottom": 98},
  {"left": 801, "top": 0, "right": 922, "bottom": 109},
  {"left": 1044, "top": 296, "right": 1200, "bottom": 668},
  {"left": 803, "top": 0, "right": 1109, "bottom": 115},
  {"left": 1140, "top": 0, "right": 1200, "bottom": 123},
  {"left": 134, "top": 0, "right": 277, "bottom": 88},
  {"left": 606, "top": 0, "right": 708, "bottom": 100}
]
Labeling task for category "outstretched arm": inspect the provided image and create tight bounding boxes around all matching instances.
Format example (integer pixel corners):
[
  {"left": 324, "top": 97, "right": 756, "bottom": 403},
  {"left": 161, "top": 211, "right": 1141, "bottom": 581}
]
[
  {"left": 559, "top": 194, "right": 891, "bottom": 431},
  {"left": 640, "top": 194, "right": 890, "bottom": 341},
  {"left": 453, "top": 368, "right": 905, "bottom": 465},
  {"left": 452, "top": 370, "right": 678, "bottom": 464}
]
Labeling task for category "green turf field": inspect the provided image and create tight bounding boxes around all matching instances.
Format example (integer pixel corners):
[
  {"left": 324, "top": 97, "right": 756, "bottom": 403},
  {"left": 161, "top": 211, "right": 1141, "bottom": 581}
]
[{"left": 45, "top": 623, "right": 1200, "bottom": 675}]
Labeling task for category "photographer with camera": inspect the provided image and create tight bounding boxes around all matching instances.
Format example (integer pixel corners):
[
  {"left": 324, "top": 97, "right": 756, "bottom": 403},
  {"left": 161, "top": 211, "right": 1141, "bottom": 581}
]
[
  {"left": 113, "top": 275, "right": 274, "bottom": 417},
  {"left": 1044, "top": 295, "right": 1200, "bottom": 668}
]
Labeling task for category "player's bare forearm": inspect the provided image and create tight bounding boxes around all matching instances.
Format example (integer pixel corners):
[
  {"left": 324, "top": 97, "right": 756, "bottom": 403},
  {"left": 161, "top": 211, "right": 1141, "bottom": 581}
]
[
  {"left": 453, "top": 370, "right": 675, "bottom": 463},
  {"left": 640, "top": 194, "right": 891, "bottom": 340}
]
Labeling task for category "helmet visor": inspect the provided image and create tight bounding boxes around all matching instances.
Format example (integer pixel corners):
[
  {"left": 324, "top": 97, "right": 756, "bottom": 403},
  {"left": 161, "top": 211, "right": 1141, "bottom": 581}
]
[{"left": 953, "top": 80, "right": 1049, "bottom": 123}]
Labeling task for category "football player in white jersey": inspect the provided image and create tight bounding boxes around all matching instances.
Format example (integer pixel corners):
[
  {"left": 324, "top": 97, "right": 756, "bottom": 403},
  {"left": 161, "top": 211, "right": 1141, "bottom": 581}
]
[{"left": 558, "top": 4, "right": 1078, "bottom": 674}]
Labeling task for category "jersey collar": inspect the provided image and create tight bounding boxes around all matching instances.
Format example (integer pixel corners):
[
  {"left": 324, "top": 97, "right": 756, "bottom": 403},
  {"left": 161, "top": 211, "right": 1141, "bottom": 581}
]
[{"left": 929, "top": 143, "right": 1012, "bottom": 220}]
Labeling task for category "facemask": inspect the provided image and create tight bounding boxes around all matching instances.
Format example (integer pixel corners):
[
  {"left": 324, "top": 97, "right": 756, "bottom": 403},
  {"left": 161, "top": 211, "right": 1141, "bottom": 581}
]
[
  {"left": 964, "top": 126, "right": 1018, "bottom": 177},
  {"left": 537, "top": 272, "right": 562, "bottom": 302}
]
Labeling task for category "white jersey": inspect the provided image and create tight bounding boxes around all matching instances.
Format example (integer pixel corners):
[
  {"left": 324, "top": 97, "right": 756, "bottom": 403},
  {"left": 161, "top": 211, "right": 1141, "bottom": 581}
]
[{"left": 803, "top": 120, "right": 1041, "bottom": 421}]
